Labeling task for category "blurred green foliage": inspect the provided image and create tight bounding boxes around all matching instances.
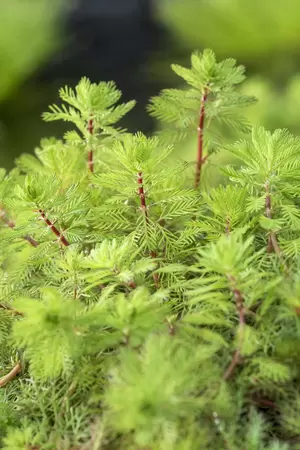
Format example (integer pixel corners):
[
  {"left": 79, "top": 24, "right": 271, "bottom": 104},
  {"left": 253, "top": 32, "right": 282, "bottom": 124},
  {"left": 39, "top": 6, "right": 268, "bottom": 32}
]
[
  {"left": 157, "top": 0, "right": 300, "bottom": 171},
  {"left": 159, "top": 0, "right": 300, "bottom": 65},
  {"left": 0, "top": 0, "right": 63, "bottom": 103},
  {"left": 2, "top": 0, "right": 300, "bottom": 171},
  {"left": 0, "top": 0, "right": 64, "bottom": 168},
  {"left": 241, "top": 75, "right": 300, "bottom": 133}
]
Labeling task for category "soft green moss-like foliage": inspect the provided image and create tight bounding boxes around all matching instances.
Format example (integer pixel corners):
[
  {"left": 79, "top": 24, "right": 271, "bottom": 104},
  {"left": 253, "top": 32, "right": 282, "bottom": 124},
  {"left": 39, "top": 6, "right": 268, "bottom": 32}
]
[{"left": 1, "top": 50, "right": 300, "bottom": 449}]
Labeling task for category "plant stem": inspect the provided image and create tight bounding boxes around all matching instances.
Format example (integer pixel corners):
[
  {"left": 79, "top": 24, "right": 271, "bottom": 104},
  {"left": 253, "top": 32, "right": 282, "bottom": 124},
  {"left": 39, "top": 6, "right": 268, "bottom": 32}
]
[
  {"left": 127, "top": 281, "right": 137, "bottom": 289},
  {"left": 0, "top": 362, "right": 21, "bottom": 388},
  {"left": 24, "top": 235, "right": 39, "bottom": 247},
  {"left": 87, "top": 117, "right": 94, "bottom": 173},
  {"left": 264, "top": 183, "right": 291, "bottom": 277},
  {"left": 137, "top": 172, "right": 159, "bottom": 288},
  {"left": 225, "top": 217, "right": 231, "bottom": 235},
  {"left": 223, "top": 275, "right": 245, "bottom": 380},
  {"left": 0, "top": 208, "right": 38, "bottom": 248},
  {"left": 0, "top": 303, "right": 24, "bottom": 317},
  {"left": 195, "top": 89, "right": 208, "bottom": 189},
  {"left": 265, "top": 183, "right": 281, "bottom": 257},
  {"left": 251, "top": 396, "right": 278, "bottom": 410},
  {"left": 137, "top": 171, "right": 148, "bottom": 221},
  {"left": 223, "top": 349, "right": 241, "bottom": 381},
  {"left": 231, "top": 283, "right": 245, "bottom": 327},
  {"left": 39, "top": 210, "right": 70, "bottom": 247}
]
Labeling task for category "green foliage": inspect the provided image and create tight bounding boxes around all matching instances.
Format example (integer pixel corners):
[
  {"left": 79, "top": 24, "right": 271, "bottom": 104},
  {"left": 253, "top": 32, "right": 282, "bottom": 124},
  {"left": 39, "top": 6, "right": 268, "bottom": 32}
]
[
  {"left": 0, "top": 0, "right": 63, "bottom": 103},
  {"left": 1, "top": 49, "right": 300, "bottom": 449},
  {"left": 158, "top": 0, "right": 300, "bottom": 62},
  {"left": 148, "top": 49, "right": 256, "bottom": 149},
  {"left": 43, "top": 77, "right": 136, "bottom": 141}
]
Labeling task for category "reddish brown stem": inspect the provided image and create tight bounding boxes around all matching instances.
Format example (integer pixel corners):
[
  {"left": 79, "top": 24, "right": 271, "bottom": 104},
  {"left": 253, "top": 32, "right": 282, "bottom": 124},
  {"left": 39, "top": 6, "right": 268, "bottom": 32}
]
[
  {"left": 0, "top": 362, "right": 21, "bottom": 388},
  {"left": 223, "top": 350, "right": 241, "bottom": 381},
  {"left": 0, "top": 303, "right": 24, "bottom": 317},
  {"left": 223, "top": 276, "right": 245, "bottom": 380},
  {"left": 24, "top": 235, "right": 39, "bottom": 247},
  {"left": 87, "top": 117, "right": 94, "bottom": 173},
  {"left": 195, "top": 89, "right": 208, "bottom": 189},
  {"left": 225, "top": 217, "right": 231, "bottom": 235},
  {"left": 265, "top": 183, "right": 281, "bottom": 257},
  {"left": 39, "top": 210, "right": 69, "bottom": 247},
  {"left": 137, "top": 172, "right": 159, "bottom": 288},
  {"left": 0, "top": 208, "right": 38, "bottom": 247},
  {"left": 251, "top": 396, "right": 279, "bottom": 410},
  {"left": 88, "top": 150, "right": 94, "bottom": 173},
  {"left": 232, "top": 287, "right": 245, "bottom": 326},
  {"left": 137, "top": 172, "right": 148, "bottom": 220}
]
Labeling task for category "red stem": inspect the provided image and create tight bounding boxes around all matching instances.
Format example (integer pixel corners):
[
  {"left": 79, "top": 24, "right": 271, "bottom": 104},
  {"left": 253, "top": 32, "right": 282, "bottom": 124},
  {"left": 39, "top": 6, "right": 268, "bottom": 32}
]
[
  {"left": 39, "top": 210, "right": 69, "bottom": 247},
  {"left": 137, "top": 172, "right": 148, "bottom": 221},
  {"left": 137, "top": 172, "right": 159, "bottom": 288},
  {"left": 87, "top": 117, "right": 94, "bottom": 173},
  {"left": 265, "top": 183, "right": 282, "bottom": 257},
  {"left": 0, "top": 208, "right": 38, "bottom": 247},
  {"left": 195, "top": 89, "right": 208, "bottom": 189}
]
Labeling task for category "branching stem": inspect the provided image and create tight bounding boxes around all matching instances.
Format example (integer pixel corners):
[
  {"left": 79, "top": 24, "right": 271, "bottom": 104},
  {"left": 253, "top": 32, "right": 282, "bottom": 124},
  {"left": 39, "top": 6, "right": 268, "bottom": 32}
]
[
  {"left": 195, "top": 88, "right": 208, "bottom": 189},
  {"left": 39, "top": 210, "right": 70, "bottom": 247},
  {"left": 0, "top": 208, "right": 38, "bottom": 247},
  {"left": 0, "top": 303, "right": 24, "bottom": 317}
]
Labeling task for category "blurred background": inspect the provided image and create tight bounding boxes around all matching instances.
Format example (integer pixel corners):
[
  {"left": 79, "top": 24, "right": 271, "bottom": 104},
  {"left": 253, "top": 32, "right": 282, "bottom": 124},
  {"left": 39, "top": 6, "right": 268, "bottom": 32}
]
[{"left": 1, "top": 0, "right": 300, "bottom": 169}]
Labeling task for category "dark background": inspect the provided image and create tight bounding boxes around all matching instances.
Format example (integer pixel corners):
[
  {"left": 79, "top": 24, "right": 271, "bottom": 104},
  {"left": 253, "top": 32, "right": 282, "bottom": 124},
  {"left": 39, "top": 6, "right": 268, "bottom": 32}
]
[
  {"left": 0, "top": 0, "right": 171, "bottom": 168},
  {"left": 1, "top": 0, "right": 300, "bottom": 169}
]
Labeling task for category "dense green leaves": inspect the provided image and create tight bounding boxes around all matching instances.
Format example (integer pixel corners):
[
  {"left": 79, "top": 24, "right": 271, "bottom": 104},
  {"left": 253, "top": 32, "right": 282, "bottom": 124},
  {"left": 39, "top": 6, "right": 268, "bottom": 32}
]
[
  {"left": 43, "top": 77, "right": 136, "bottom": 138},
  {"left": 1, "top": 49, "right": 300, "bottom": 449},
  {"left": 148, "top": 49, "right": 256, "bottom": 148}
]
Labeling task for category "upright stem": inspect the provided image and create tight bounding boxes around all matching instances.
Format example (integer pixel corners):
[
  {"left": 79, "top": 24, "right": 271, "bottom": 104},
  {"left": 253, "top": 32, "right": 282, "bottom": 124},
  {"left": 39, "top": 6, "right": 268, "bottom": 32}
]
[
  {"left": 87, "top": 117, "right": 94, "bottom": 173},
  {"left": 137, "top": 172, "right": 148, "bottom": 221},
  {"left": 0, "top": 208, "right": 38, "bottom": 248},
  {"left": 195, "top": 89, "right": 208, "bottom": 189},
  {"left": 225, "top": 217, "right": 231, "bottom": 235},
  {"left": 223, "top": 275, "right": 245, "bottom": 380},
  {"left": 265, "top": 183, "right": 282, "bottom": 257},
  {"left": 137, "top": 172, "right": 159, "bottom": 288},
  {"left": 223, "top": 350, "right": 241, "bottom": 381},
  {"left": 231, "top": 284, "right": 245, "bottom": 327},
  {"left": 39, "top": 210, "right": 69, "bottom": 247}
]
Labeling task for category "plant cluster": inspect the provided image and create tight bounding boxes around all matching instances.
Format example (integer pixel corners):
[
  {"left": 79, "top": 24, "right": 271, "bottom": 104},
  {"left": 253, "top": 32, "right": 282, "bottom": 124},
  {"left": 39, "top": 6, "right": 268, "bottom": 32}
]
[{"left": 1, "top": 49, "right": 300, "bottom": 449}]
